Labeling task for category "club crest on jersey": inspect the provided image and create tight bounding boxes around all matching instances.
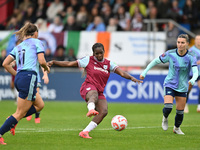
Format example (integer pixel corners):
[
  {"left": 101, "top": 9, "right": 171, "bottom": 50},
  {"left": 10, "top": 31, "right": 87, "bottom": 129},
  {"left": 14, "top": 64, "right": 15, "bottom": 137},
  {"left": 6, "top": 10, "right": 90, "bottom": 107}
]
[{"left": 103, "top": 65, "right": 108, "bottom": 69}]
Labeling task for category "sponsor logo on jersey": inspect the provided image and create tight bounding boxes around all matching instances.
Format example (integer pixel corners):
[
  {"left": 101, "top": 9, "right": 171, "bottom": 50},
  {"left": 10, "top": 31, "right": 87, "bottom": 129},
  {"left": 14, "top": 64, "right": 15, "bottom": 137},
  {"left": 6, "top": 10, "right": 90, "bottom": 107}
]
[
  {"left": 94, "top": 66, "right": 108, "bottom": 74},
  {"left": 103, "top": 65, "right": 108, "bottom": 69}
]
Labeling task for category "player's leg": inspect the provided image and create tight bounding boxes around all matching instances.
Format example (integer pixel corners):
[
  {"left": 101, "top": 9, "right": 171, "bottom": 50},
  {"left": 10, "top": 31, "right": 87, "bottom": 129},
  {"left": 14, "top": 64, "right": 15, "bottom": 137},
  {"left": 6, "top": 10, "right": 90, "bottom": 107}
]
[
  {"left": 197, "top": 80, "right": 200, "bottom": 112},
  {"left": 0, "top": 97, "right": 33, "bottom": 144},
  {"left": 85, "top": 90, "right": 99, "bottom": 117},
  {"left": 173, "top": 96, "right": 186, "bottom": 135},
  {"left": 184, "top": 84, "right": 193, "bottom": 113},
  {"left": 162, "top": 87, "right": 174, "bottom": 131},
  {"left": 79, "top": 99, "right": 108, "bottom": 138}
]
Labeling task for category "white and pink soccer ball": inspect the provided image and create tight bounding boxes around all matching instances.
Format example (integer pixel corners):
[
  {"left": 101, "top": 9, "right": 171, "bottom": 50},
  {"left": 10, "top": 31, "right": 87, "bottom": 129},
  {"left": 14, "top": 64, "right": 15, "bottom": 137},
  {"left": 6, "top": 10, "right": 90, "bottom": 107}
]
[{"left": 111, "top": 115, "right": 128, "bottom": 131}]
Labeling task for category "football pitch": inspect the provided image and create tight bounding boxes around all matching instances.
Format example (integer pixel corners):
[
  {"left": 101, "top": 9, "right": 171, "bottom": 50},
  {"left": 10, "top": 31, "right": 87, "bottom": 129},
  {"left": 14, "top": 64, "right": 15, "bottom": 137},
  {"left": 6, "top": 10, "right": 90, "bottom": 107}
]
[{"left": 0, "top": 101, "right": 200, "bottom": 150}]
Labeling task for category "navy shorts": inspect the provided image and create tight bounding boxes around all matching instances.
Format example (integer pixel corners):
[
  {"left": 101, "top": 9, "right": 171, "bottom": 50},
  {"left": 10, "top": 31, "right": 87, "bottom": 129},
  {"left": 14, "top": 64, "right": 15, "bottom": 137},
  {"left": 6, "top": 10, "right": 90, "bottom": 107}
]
[
  {"left": 14, "top": 71, "right": 37, "bottom": 101},
  {"left": 164, "top": 87, "right": 187, "bottom": 97}
]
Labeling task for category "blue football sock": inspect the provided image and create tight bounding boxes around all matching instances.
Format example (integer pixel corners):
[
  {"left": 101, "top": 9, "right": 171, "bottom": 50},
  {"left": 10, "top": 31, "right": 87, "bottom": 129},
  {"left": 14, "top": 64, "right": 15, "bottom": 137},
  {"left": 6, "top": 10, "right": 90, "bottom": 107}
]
[
  {"left": 0, "top": 115, "right": 18, "bottom": 136},
  {"left": 175, "top": 110, "right": 184, "bottom": 128},
  {"left": 163, "top": 103, "right": 173, "bottom": 118},
  {"left": 24, "top": 105, "right": 36, "bottom": 118},
  {"left": 35, "top": 112, "right": 40, "bottom": 118}
]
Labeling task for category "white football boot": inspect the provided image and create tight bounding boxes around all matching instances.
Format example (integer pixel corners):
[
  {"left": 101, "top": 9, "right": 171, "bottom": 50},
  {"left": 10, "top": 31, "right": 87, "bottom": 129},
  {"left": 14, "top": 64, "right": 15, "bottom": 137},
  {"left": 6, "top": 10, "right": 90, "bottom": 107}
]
[
  {"left": 162, "top": 116, "right": 168, "bottom": 131},
  {"left": 173, "top": 126, "right": 185, "bottom": 135}
]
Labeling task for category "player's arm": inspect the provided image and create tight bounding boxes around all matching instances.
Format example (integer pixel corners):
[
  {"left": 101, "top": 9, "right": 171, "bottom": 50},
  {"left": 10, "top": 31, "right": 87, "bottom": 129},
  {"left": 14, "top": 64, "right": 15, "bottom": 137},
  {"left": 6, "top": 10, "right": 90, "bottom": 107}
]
[
  {"left": 114, "top": 67, "right": 143, "bottom": 84},
  {"left": 47, "top": 60, "right": 78, "bottom": 67},
  {"left": 140, "top": 57, "right": 161, "bottom": 80},
  {"left": 41, "top": 67, "right": 49, "bottom": 84},
  {"left": 189, "top": 66, "right": 198, "bottom": 86},
  {"left": 38, "top": 53, "right": 50, "bottom": 73},
  {"left": 2, "top": 55, "right": 17, "bottom": 76}
]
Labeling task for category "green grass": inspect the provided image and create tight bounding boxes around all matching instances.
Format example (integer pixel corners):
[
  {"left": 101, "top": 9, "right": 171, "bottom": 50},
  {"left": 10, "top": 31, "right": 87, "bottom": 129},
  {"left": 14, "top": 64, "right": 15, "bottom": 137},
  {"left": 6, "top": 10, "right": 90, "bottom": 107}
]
[{"left": 0, "top": 101, "right": 200, "bottom": 150}]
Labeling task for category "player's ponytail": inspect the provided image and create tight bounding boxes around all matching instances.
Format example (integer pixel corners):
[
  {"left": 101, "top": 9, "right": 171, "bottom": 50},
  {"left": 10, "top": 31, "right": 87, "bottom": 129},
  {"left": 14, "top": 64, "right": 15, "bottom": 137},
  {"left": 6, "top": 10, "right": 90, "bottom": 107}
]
[{"left": 14, "top": 22, "right": 38, "bottom": 41}]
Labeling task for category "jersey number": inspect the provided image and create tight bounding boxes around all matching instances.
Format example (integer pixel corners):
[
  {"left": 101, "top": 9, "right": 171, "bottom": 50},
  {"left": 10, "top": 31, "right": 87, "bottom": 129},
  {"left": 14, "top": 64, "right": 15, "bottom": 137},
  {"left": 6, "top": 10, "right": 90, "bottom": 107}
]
[{"left": 18, "top": 49, "right": 25, "bottom": 67}]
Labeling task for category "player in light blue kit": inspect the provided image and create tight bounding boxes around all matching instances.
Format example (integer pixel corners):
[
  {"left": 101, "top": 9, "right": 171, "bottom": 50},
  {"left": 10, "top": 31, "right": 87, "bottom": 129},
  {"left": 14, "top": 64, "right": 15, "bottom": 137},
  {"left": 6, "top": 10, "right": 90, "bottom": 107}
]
[
  {"left": 140, "top": 34, "right": 198, "bottom": 135},
  {"left": 184, "top": 35, "right": 200, "bottom": 113},
  {"left": 0, "top": 22, "right": 50, "bottom": 145},
  {"left": 26, "top": 68, "right": 49, "bottom": 123}
]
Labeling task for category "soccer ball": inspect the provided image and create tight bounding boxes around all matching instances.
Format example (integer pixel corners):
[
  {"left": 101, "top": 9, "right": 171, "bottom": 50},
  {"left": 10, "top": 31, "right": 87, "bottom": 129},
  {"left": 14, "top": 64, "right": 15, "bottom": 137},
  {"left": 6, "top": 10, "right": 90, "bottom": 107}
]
[{"left": 111, "top": 115, "right": 128, "bottom": 131}]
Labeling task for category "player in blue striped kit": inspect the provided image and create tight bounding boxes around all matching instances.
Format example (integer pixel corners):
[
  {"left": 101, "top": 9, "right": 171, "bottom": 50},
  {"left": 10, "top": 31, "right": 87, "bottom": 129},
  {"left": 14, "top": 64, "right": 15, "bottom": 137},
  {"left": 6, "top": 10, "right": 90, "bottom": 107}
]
[
  {"left": 140, "top": 34, "right": 198, "bottom": 135},
  {"left": 184, "top": 35, "right": 200, "bottom": 113},
  {"left": 0, "top": 22, "right": 50, "bottom": 145}
]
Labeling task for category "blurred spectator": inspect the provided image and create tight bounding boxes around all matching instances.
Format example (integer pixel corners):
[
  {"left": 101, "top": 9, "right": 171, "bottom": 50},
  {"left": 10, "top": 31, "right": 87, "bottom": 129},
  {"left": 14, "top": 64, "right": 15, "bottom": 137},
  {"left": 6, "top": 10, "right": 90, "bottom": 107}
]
[
  {"left": 20, "top": 4, "right": 37, "bottom": 27},
  {"left": 146, "top": 0, "right": 155, "bottom": 16},
  {"left": 12, "top": 8, "right": 23, "bottom": 24},
  {"left": 44, "top": 48, "right": 53, "bottom": 62},
  {"left": 35, "top": 18, "right": 48, "bottom": 32},
  {"left": 157, "top": 0, "right": 171, "bottom": 19},
  {"left": 46, "top": 0, "right": 64, "bottom": 22},
  {"left": 6, "top": 15, "right": 19, "bottom": 30},
  {"left": 130, "top": 14, "right": 145, "bottom": 31},
  {"left": 86, "top": 16, "right": 106, "bottom": 31},
  {"left": 115, "top": 5, "right": 131, "bottom": 31},
  {"left": 48, "top": 15, "right": 64, "bottom": 33},
  {"left": 183, "top": 0, "right": 198, "bottom": 30},
  {"left": 19, "top": 0, "right": 33, "bottom": 14},
  {"left": 60, "top": 6, "right": 76, "bottom": 25},
  {"left": 0, "top": 49, "right": 6, "bottom": 67},
  {"left": 63, "top": 15, "right": 79, "bottom": 31},
  {"left": 88, "top": 7, "right": 100, "bottom": 24},
  {"left": 113, "top": 0, "right": 128, "bottom": 14},
  {"left": 101, "top": 2, "right": 114, "bottom": 26},
  {"left": 106, "top": 18, "right": 122, "bottom": 32},
  {"left": 76, "top": 6, "right": 89, "bottom": 30},
  {"left": 129, "top": 0, "right": 147, "bottom": 17},
  {"left": 66, "top": 48, "right": 77, "bottom": 61},
  {"left": 146, "top": 6, "right": 159, "bottom": 31},
  {"left": 165, "top": 21, "right": 180, "bottom": 50},
  {"left": 167, "top": 0, "right": 183, "bottom": 22},
  {"left": 69, "top": 0, "right": 80, "bottom": 12},
  {"left": 81, "top": 0, "right": 93, "bottom": 12},
  {"left": 35, "top": 0, "right": 47, "bottom": 20},
  {"left": 54, "top": 45, "right": 67, "bottom": 62}
]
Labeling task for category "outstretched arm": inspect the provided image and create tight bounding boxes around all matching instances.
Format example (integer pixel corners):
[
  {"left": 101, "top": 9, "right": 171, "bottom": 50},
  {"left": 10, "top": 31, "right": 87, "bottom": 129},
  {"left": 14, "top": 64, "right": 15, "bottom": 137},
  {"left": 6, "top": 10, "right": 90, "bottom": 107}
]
[
  {"left": 114, "top": 67, "right": 143, "bottom": 84},
  {"left": 140, "top": 57, "right": 161, "bottom": 80},
  {"left": 47, "top": 60, "right": 78, "bottom": 67}
]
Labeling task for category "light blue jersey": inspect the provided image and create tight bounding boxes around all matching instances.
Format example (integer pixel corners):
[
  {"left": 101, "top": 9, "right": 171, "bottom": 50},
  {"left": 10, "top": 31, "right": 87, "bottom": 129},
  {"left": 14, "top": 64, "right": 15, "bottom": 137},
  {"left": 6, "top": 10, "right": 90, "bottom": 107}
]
[
  {"left": 10, "top": 38, "right": 45, "bottom": 74},
  {"left": 189, "top": 46, "right": 200, "bottom": 76},
  {"left": 160, "top": 49, "right": 197, "bottom": 92}
]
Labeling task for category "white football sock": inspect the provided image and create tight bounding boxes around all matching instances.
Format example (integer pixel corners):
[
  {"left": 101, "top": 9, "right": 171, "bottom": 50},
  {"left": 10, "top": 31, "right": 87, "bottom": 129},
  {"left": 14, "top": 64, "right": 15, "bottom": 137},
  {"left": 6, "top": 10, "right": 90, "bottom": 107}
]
[
  {"left": 87, "top": 102, "right": 95, "bottom": 111},
  {"left": 83, "top": 121, "right": 97, "bottom": 132}
]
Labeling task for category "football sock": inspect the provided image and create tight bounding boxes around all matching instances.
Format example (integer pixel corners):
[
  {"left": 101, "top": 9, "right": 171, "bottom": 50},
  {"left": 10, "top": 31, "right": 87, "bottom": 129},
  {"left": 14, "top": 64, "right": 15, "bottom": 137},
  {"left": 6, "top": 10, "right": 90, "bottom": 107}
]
[
  {"left": 87, "top": 102, "right": 95, "bottom": 111},
  {"left": 163, "top": 103, "right": 173, "bottom": 118},
  {"left": 175, "top": 110, "right": 184, "bottom": 128},
  {"left": 35, "top": 112, "right": 40, "bottom": 118},
  {"left": 83, "top": 121, "right": 97, "bottom": 132},
  {"left": 0, "top": 115, "right": 18, "bottom": 136},
  {"left": 24, "top": 105, "right": 36, "bottom": 118}
]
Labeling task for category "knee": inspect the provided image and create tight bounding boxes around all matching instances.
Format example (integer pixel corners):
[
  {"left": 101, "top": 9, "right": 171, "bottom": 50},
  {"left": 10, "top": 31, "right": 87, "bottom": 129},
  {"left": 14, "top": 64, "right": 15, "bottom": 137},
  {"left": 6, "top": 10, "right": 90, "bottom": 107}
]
[
  {"left": 36, "top": 101, "right": 45, "bottom": 111},
  {"left": 100, "top": 109, "right": 108, "bottom": 117}
]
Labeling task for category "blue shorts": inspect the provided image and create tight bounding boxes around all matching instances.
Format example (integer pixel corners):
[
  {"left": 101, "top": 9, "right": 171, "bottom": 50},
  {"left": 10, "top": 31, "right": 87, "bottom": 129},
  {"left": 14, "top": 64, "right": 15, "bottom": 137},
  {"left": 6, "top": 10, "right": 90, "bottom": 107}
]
[
  {"left": 164, "top": 87, "right": 187, "bottom": 97},
  {"left": 14, "top": 71, "right": 37, "bottom": 101}
]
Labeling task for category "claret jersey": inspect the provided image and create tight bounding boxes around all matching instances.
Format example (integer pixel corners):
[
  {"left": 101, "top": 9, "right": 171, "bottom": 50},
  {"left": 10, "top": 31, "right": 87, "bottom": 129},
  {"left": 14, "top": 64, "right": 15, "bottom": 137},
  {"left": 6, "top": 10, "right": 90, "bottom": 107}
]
[{"left": 77, "top": 56, "right": 118, "bottom": 92}]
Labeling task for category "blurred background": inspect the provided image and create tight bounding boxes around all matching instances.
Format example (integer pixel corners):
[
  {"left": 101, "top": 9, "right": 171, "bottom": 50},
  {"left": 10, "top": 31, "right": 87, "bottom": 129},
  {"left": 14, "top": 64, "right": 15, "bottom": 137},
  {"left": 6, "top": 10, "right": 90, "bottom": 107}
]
[{"left": 0, "top": 0, "right": 200, "bottom": 103}]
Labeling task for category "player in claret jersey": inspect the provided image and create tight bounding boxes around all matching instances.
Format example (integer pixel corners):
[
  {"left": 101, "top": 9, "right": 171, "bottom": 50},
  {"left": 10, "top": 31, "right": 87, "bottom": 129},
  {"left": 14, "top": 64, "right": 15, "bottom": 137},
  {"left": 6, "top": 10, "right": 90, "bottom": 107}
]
[{"left": 47, "top": 43, "right": 143, "bottom": 138}]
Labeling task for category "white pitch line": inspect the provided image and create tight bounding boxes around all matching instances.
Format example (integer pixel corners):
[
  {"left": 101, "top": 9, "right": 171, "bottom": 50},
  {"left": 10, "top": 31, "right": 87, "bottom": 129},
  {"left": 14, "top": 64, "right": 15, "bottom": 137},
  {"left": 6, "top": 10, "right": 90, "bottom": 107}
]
[{"left": 15, "top": 125, "right": 200, "bottom": 133}]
